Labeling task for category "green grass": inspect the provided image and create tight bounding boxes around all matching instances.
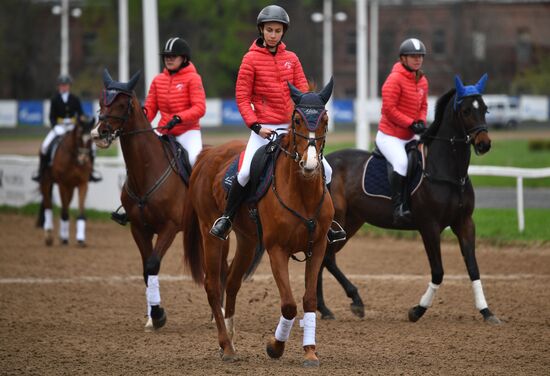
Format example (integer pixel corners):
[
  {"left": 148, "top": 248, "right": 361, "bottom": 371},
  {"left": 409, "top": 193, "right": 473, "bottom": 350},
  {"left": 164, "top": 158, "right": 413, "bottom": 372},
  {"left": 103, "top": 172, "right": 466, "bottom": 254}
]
[
  {"left": 2, "top": 204, "right": 548, "bottom": 246},
  {"left": 358, "top": 208, "right": 550, "bottom": 246}
]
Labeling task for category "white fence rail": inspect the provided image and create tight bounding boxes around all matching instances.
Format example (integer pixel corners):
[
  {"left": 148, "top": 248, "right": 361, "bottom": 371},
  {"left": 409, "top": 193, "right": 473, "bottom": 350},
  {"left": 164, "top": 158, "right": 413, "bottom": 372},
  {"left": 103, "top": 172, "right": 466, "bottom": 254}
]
[
  {"left": 1, "top": 155, "right": 548, "bottom": 232},
  {"left": 469, "top": 165, "right": 550, "bottom": 232}
]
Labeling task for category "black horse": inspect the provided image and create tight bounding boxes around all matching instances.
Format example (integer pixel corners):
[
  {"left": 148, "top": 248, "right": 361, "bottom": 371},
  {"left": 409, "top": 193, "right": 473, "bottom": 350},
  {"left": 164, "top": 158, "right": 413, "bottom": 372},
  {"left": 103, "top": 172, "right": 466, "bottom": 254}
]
[{"left": 317, "top": 74, "right": 501, "bottom": 324}]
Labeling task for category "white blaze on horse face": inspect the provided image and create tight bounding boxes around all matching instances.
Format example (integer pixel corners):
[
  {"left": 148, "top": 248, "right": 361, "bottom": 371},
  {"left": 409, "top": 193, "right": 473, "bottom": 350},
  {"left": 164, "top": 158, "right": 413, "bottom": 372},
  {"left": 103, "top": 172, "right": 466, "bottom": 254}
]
[
  {"left": 305, "top": 132, "right": 319, "bottom": 170},
  {"left": 473, "top": 100, "right": 479, "bottom": 109}
]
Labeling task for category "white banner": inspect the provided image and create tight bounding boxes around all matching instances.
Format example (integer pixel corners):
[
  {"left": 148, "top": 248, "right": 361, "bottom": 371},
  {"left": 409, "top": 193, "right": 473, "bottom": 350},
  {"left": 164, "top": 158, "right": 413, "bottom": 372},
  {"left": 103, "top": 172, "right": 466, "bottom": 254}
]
[{"left": 0, "top": 100, "right": 18, "bottom": 128}]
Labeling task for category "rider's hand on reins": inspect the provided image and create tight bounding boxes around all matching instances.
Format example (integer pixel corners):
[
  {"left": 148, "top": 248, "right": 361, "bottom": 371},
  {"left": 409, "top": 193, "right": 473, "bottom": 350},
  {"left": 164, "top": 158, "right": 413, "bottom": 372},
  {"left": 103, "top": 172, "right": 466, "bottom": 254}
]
[
  {"left": 410, "top": 120, "right": 427, "bottom": 135},
  {"left": 163, "top": 115, "right": 182, "bottom": 130}
]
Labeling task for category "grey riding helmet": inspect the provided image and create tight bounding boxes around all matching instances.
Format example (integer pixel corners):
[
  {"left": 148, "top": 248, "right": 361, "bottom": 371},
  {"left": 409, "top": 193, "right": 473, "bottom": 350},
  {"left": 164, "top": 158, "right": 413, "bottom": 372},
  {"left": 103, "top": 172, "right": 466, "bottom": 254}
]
[
  {"left": 257, "top": 5, "right": 290, "bottom": 33},
  {"left": 160, "top": 37, "right": 191, "bottom": 60},
  {"left": 399, "top": 38, "right": 426, "bottom": 56},
  {"left": 57, "top": 74, "right": 72, "bottom": 85}
]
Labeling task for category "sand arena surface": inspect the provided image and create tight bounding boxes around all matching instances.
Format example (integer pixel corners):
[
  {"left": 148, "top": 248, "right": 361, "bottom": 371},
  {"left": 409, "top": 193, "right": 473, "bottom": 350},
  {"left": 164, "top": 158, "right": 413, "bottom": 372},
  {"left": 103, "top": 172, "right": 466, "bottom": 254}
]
[{"left": 1, "top": 213, "right": 549, "bottom": 375}]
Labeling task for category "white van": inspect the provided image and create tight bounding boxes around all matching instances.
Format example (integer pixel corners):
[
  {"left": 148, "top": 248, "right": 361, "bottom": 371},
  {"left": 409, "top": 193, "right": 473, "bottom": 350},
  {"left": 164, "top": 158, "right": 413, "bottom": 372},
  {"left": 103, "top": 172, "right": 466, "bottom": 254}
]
[{"left": 484, "top": 95, "right": 520, "bottom": 129}]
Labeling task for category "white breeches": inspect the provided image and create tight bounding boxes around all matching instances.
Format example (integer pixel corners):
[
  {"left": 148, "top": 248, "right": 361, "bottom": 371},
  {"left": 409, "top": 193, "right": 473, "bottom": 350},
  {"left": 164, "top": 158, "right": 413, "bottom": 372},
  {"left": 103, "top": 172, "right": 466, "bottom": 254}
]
[
  {"left": 375, "top": 130, "right": 416, "bottom": 177},
  {"left": 40, "top": 124, "right": 74, "bottom": 155},
  {"left": 236, "top": 124, "right": 332, "bottom": 186},
  {"left": 175, "top": 130, "right": 203, "bottom": 168}
]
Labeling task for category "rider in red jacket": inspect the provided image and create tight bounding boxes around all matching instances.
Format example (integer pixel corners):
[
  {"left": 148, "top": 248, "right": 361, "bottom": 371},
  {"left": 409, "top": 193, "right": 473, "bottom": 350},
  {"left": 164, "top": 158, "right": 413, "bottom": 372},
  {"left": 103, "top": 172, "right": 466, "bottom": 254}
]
[
  {"left": 376, "top": 38, "right": 429, "bottom": 225},
  {"left": 210, "top": 5, "right": 344, "bottom": 243},
  {"left": 144, "top": 37, "right": 206, "bottom": 167}
]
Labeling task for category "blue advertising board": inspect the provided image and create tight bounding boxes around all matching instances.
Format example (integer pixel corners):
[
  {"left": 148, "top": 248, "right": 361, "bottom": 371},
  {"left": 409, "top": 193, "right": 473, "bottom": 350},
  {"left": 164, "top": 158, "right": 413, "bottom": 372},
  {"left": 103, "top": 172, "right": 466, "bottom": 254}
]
[
  {"left": 18, "top": 101, "right": 44, "bottom": 126},
  {"left": 222, "top": 100, "right": 243, "bottom": 126},
  {"left": 333, "top": 99, "right": 354, "bottom": 123}
]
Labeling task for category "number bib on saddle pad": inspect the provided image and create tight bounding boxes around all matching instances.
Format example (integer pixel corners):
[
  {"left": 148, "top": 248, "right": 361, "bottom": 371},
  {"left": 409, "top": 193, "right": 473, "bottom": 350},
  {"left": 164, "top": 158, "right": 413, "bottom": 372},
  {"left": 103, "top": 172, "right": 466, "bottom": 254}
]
[
  {"left": 222, "top": 139, "right": 282, "bottom": 204},
  {"left": 362, "top": 144, "right": 425, "bottom": 199}
]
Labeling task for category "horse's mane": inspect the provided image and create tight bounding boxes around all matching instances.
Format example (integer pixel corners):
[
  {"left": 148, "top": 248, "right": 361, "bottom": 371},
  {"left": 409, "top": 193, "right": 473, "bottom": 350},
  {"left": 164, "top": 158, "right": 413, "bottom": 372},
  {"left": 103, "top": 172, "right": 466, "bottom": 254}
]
[{"left": 423, "top": 88, "right": 456, "bottom": 143}]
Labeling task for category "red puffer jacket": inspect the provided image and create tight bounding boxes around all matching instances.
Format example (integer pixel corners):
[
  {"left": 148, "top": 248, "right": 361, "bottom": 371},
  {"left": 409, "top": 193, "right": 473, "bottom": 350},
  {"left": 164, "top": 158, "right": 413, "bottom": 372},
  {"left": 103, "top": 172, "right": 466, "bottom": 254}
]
[
  {"left": 144, "top": 62, "right": 206, "bottom": 136},
  {"left": 379, "top": 62, "right": 428, "bottom": 140},
  {"left": 235, "top": 39, "right": 308, "bottom": 127}
]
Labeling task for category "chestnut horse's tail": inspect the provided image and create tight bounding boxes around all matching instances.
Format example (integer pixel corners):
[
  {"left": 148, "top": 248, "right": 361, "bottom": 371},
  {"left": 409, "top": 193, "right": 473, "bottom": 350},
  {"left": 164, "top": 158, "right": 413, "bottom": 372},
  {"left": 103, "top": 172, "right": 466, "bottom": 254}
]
[{"left": 182, "top": 196, "right": 204, "bottom": 286}]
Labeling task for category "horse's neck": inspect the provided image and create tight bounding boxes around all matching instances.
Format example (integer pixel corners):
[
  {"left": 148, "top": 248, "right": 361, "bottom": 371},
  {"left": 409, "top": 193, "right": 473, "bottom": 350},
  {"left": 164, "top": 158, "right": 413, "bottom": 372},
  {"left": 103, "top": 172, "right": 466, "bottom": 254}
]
[
  {"left": 120, "top": 114, "right": 167, "bottom": 181},
  {"left": 426, "top": 115, "right": 471, "bottom": 181},
  {"left": 276, "top": 155, "right": 325, "bottom": 206}
]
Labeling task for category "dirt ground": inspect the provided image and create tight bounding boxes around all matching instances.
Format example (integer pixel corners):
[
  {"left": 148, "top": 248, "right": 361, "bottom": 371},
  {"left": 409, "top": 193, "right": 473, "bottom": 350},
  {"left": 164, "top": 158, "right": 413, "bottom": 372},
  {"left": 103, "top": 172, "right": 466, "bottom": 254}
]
[{"left": 1, "top": 213, "right": 549, "bottom": 375}]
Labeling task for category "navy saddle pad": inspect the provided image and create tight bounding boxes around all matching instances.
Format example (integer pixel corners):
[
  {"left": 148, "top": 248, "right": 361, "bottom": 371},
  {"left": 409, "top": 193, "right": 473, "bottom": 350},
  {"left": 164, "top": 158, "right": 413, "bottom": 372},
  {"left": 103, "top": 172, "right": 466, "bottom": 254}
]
[{"left": 160, "top": 134, "right": 191, "bottom": 185}]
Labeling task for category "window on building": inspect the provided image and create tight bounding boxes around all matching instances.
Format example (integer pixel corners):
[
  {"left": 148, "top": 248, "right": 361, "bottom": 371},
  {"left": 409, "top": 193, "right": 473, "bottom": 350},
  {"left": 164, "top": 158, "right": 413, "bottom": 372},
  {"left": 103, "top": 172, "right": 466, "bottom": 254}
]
[
  {"left": 517, "top": 28, "right": 532, "bottom": 65},
  {"left": 433, "top": 29, "right": 445, "bottom": 55},
  {"left": 472, "top": 32, "right": 486, "bottom": 61},
  {"left": 346, "top": 31, "right": 356, "bottom": 57}
]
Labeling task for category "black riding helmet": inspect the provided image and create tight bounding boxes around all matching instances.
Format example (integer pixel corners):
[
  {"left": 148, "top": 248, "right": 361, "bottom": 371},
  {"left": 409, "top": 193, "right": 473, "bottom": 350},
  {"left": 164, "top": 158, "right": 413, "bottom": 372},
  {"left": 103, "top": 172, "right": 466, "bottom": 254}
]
[
  {"left": 399, "top": 38, "right": 426, "bottom": 56},
  {"left": 257, "top": 5, "right": 290, "bottom": 35},
  {"left": 160, "top": 37, "right": 191, "bottom": 60}
]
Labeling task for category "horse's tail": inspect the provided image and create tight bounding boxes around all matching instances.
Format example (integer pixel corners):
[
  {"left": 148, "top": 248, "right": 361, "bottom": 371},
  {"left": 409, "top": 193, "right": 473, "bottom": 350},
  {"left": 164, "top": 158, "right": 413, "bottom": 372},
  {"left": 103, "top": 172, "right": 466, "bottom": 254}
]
[
  {"left": 182, "top": 196, "right": 204, "bottom": 286},
  {"left": 244, "top": 244, "right": 266, "bottom": 281}
]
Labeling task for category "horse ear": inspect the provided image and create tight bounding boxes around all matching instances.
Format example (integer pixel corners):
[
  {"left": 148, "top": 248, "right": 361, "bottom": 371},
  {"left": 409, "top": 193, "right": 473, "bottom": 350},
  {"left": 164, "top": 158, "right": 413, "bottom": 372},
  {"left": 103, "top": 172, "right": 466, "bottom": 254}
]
[
  {"left": 454, "top": 75, "right": 466, "bottom": 98},
  {"left": 103, "top": 68, "right": 114, "bottom": 88},
  {"left": 475, "top": 73, "right": 488, "bottom": 94},
  {"left": 319, "top": 77, "right": 334, "bottom": 104},
  {"left": 127, "top": 70, "right": 141, "bottom": 91},
  {"left": 287, "top": 81, "right": 303, "bottom": 104}
]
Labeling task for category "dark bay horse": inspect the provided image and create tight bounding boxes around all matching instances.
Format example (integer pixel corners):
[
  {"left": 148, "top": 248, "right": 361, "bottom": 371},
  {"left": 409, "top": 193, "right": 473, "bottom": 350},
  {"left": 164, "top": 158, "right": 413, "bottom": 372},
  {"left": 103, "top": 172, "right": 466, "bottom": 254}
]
[
  {"left": 37, "top": 115, "right": 95, "bottom": 247},
  {"left": 182, "top": 80, "right": 335, "bottom": 366},
  {"left": 91, "top": 70, "right": 202, "bottom": 331},
  {"left": 317, "top": 74, "right": 501, "bottom": 325}
]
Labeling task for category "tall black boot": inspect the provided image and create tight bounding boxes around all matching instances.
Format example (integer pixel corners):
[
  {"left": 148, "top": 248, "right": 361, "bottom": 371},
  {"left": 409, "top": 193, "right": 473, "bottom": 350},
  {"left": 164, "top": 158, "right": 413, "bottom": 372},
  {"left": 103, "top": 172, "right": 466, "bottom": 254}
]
[
  {"left": 209, "top": 179, "right": 247, "bottom": 240},
  {"left": 32, "top": 154, "right": 48, "bottom": 182},
  {"left": 390, "top": 172, "right": 411, "bottom": 225},
  {"left": 326, "top": 183, "right": 346, "bottom": 243},
  {"left": 89, "top": 155, "right": 103, "bottom": 182}
]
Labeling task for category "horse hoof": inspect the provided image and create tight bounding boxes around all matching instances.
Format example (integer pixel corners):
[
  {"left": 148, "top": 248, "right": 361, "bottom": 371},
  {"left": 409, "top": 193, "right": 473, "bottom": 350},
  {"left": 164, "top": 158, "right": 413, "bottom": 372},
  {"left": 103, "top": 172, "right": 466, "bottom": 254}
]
[
  {"left": 61, "top": 239, "right": 68, "bottom": 245},
  {"left": 320, "top": 311, "right": 335, "bottom": 320},
  {"left": 151, "top": 307, "right": 167, "bottom": 329},
  {"left": 221, "top": 353, "right": 238, "bottom": 362},
  {"left": 77, "top": 240, "right": 86, "bottom": 248},
  {"left": 45, "top": 238, "right": 53, "bottom": 247},
  {"left": 350, "top": 303, "right": 365, "bottom": 318},
  {"left": 303, "top": 345, "right": 319, "bottom": 367},
  {"left": 408, "top": 305, "right": 427, "bottom": 322},
  {"left": 266, "top": 337, "right": 285, "bottom": 359},
  {"left": 480, "top": 308, "right": 502, "bottom": 325},
  {"left": 144, "top": 317, "right": 154, "bottom": 332}
]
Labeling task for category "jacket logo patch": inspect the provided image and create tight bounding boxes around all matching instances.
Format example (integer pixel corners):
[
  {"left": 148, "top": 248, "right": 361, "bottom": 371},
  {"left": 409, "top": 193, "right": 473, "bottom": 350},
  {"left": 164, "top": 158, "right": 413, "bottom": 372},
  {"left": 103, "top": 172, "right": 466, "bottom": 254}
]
[
  {"left": 284, "top": 61, "right": 293, "bottom": 70},
  {"left": 176, "top": 83, "right": 184, "bottom": 90}
]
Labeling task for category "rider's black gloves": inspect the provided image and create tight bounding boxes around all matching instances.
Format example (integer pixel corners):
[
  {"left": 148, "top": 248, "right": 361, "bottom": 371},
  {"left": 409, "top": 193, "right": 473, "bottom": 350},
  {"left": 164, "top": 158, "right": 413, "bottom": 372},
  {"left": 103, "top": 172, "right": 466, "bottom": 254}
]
[
  {"left": 410, "top": 120, "right": 426, "bottom": 135},
  {"left": 165, "top": 115, "right": 182, "bottom": 130}
]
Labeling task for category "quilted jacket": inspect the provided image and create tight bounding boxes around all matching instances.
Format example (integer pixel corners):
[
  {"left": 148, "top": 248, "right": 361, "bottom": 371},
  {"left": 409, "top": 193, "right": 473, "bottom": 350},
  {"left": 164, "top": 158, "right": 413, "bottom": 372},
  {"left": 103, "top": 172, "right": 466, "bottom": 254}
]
[
  {"left": 235, "top": 39, "right": 308, "bottom": 127},
  {"left": 379, "top": 62, "right": 429, "bottom": 140},
  {"left": 144, "top": 62, "right": 206, "bottom": 136}
]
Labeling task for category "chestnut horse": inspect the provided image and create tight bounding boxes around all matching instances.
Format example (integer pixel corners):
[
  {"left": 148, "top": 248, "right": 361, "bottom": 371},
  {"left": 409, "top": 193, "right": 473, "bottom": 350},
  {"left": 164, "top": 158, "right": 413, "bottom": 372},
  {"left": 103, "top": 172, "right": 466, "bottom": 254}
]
[
  {"left": 37, "top": 115, "right": 95, "bottom": 247},
  {"left": 183, "top": 80, "right": 335, "bottom": 366},
  {"left": 317, "top": 74, "right": 501, "bottom": 324},
  {"left": 91, "top": 70, "right": 202, "bottom": 331}
]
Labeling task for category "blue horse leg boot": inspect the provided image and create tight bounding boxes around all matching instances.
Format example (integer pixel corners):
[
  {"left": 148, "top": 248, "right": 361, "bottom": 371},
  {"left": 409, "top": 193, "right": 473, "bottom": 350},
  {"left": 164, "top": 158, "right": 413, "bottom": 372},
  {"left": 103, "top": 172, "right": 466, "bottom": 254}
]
[
  {"left": 390, "top": 172, "right": 411, "bottom": 225},
  {"left": 210, "top": 180, "right": 247, "bottom": 240}
]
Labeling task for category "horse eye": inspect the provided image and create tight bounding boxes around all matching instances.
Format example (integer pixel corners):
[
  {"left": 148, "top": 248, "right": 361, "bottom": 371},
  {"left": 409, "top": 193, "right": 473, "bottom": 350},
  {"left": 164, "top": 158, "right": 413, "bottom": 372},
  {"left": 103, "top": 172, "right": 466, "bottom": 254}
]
[{"left": 295, "top": 117, "right": 301, "bottom": 124}]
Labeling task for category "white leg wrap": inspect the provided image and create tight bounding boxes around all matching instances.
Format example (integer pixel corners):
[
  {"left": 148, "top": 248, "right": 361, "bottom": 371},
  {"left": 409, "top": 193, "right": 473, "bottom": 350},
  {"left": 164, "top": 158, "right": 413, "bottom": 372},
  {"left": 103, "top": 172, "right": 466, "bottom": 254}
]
[
  {"left": 300, "top": 312, "right": 316, "bottom": 347},
  {"left": 44, "top": 209, "right": 54, "bottom": 230},
  {"left": 146, "top": 275, "right": 161, "bottom": 306},
  {"left": 225, "top": 316, "right": 235, "bottom": 341},
  {"left": 76, "top": 218, "right": 86, "bottom": 242},
  {"left": 274, "top": 316, "right": 295, "bottom": 342},
  {"left": 472, "top": 279, "right": 488, "bottom": 311},
  {"left": 59, "top": 219, "right": 69, "bottom": 240},
  {"left": 419, "top": 282, "right": 440, "bottom": 308}
]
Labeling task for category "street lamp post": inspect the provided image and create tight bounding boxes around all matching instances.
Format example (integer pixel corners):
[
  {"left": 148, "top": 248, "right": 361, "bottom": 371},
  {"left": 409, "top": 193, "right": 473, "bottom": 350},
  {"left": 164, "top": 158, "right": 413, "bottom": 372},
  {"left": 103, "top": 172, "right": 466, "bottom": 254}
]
[
  {"left": 311, "top": 0, "right": 347, "bottom": 132},
  {"left": 51, "top": 0, "right": 81, "bottom": 76}
]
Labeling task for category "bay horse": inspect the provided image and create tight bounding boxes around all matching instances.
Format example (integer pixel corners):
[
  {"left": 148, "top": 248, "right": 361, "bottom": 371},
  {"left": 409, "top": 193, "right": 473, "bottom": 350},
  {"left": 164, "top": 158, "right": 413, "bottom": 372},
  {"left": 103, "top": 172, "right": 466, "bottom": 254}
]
[
  {"left": 182, "top": 80, "right": 335, "bottom": 366},
  {"left": 37, "top": 115, "right": 95, "bottom": 247},
  {"left": 91, "top": 69, "right": 202, "bottom": 331},
  {"left": 317, "top": 74, "right": 501, "bottom": 325}
]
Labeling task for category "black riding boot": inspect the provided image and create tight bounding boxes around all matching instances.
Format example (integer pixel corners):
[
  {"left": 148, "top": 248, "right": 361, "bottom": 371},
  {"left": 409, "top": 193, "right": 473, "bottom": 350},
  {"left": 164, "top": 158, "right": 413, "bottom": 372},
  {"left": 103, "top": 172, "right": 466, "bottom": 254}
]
[
  {"left": 326, "top": 183, "right": 347, "bottom": 243},
  {"left": 32, "top": 154, "right": 48, "bottom": 182},
  {"left": 209, "top": 179, "right": 247, "bottom": 240},
  {"left": 89, "top": 155, "right": 103, "bottom": 182},
  {"left": 390, "top": 172, "right": 411, "bottom": 225}
]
